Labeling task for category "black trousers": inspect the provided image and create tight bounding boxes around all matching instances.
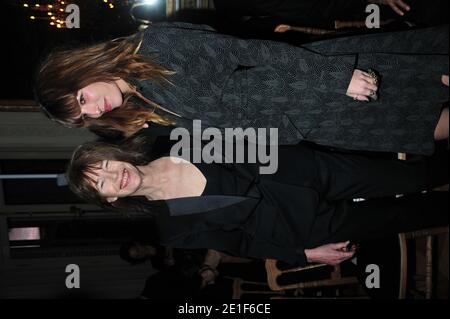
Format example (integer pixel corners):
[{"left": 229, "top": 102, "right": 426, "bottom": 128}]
[
  {"left": 303, "top": 141, "right": 448, "bottom": 247},
  {"left": 314, "top": 145, "right": 448, "bottom": 202},
  {"left": 328, "top": 191, "right": 448, "bottom": 245}
]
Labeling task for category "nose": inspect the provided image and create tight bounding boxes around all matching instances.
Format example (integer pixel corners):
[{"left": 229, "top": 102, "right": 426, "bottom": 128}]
[
  {"left": 87, "top": 103, "right": 102, "bottom": 117},
  {"left": 81, "top": 96, "right": 102, "bottom": 118},
  {"left": 102, "top": 170, "right": 120, "bottom": 187}
]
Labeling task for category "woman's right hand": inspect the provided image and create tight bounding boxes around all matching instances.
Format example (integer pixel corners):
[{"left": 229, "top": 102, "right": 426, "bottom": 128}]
[
  {"left": 370, "top": 0, "right": 411, "bottom": 16},
  {"left": 346, "top": 70, "right": 379, "bottom": 102},
  {"left": 305, "top": 241, "right": 356, "bottom": 266},
  {"left": 199, "top": 265, "right": 219, "bottom": 289},
  {"left": 274, "top": 24, "right": 291, "bottom": 33}
]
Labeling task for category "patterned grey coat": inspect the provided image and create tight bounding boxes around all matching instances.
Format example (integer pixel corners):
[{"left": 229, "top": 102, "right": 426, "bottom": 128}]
[{"left": 132, "top": 22, "right": 448, "bottom": 155}]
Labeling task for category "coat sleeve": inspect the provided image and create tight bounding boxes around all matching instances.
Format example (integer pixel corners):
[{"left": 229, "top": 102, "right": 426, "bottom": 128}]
[
  {"left": 161, "top": 228, "right": 308, "bottom": 267},
  {"left": 146, "top": 22, "right": 356, "bottom": 95}
]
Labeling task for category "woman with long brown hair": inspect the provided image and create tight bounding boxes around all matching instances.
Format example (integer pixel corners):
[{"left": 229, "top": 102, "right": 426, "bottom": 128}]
[
  {"left": 35, "top": 22, "right": 448, "bottom": 154},
  {"left": 35, "top": 33, "right": 175, "bottom": 133}
]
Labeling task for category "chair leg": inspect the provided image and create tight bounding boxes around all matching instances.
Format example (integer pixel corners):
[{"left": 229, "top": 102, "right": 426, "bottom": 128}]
[
  {"left": 232, "top": 278, "right": 242, "bottom": 299},
  {"left": 398, "top": 233, "right": 408, "bottom": 299},
  {"left": 425, "top": 236, "right": 433, "bottom": 299}
]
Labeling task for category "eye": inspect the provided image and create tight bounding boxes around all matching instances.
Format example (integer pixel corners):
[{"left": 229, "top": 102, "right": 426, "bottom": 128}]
[
  {"left": 96, "top": 179, "right": 104, "bottom": 192},
  {"left": 79, "top": 93, "right": 86, "bottom": 105}
]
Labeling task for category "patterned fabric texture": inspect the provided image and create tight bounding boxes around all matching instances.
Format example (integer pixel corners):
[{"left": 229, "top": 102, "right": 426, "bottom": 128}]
[{"left": 132, "top": 22, "right": 449, "bottom": 155}]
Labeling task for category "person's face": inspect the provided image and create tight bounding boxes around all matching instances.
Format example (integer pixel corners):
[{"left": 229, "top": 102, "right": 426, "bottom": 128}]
[
  {"left": 87, "top": 160, "right": 143, "bottom": 203},
  {"left": 77, "top": 81, "right": 123, "bottom": 119}
]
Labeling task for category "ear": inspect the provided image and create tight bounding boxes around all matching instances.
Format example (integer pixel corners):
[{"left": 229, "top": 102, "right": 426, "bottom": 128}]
[
  {"left": 107, "top": 197, "right": 118, "bottom": 203},
  {"left": 142, "top": 123, "right": 149, "bottom": 129}
]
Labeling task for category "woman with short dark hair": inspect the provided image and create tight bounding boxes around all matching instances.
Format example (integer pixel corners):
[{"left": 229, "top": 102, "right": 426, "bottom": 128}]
[{"left": 65, "top": 135, "right": 448, "bottom": 266}]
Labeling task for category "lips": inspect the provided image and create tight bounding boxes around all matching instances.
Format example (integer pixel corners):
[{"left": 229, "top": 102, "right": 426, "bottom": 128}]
[
  {"left": 104, "top": 98, "right": 112, "bottom": 113},
  {"left": 120, "top": 168, "right": 130, "bottom": 189}
]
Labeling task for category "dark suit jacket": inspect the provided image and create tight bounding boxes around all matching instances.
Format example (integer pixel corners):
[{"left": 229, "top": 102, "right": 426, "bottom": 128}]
[
  {"left": 153, "top": 178, "right": 316, "bottom": 266},
  {"left": 127, "top": 134, "right": 449, "bottom": 266},
  {"left": 142, "top": 141, "right": 335, "bottom": 267}
]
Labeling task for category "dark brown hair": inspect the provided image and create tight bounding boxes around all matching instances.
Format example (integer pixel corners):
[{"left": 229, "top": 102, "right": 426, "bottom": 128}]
[
  {"left": 66, "top": 135, "right": 153, "bottom": 212},
  {"left": 35, "top": 30, "right": 175, "bottom": 136}
]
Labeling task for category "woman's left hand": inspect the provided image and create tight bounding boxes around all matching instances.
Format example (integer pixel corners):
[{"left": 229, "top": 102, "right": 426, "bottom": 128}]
[
  {"left": 346, "top": 69, "right": 379, "bottom": 102},
  {"left": 442, "top": 75, "right": 449, "bottom": 87}
]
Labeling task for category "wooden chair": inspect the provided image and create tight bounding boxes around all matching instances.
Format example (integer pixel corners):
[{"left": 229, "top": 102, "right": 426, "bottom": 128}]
[
  {"left": 397, "top": 153, "right": 448, "bottom": 299},
  {"left": 231, "top": 277, "right": 286, "bottom": 299},
  {"left": 398, "top": 227, "right": 449, "bottom": 299},
  {"left": 274, "top": 19, "right": 396, "bottom": 35},
  {"left": 265, "top": 260, "right": 360, "bottom": 296},
  {"left": 334, "top": 19, "right": 395, "bottom": 29},
  {"left": 264, "top": 153, "right": 447, "bottom": 299}
]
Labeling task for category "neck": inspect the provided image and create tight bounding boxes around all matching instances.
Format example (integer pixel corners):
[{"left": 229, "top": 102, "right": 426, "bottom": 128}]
[
  {"left": 134, "top": 161, "right": 169, "bottom": 200},
  {"left": 115, "top": 78, "right": 135, "bottom": 95}
]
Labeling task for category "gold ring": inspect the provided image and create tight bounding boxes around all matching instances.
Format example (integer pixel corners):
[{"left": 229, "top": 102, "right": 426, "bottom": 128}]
[{"left": 367, "top": 69, "right": 379, "bottom": 85}]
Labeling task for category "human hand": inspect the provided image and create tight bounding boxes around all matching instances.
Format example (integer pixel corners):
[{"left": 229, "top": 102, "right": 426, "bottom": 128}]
[
  {"left": 371, "top": 0, "right": 411, "bottom": 16},
  {"left": 442, "top": 75, "right": 449, "bottom": 87},
  {"left": 305, "top": 241, "right": 357, "bottom": 266},
  {"left": 199, "top": 266, "right": 218, "bottom": 289},
  {"left": 346, "top": 69, "right": 379, "bottom": 102},
  {"left": 274, "top": 24, "right": 291, "bottom": 33}
]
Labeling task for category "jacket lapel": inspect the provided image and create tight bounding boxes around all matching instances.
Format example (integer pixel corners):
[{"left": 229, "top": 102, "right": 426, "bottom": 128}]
[{"left": 166, "top": 195, "right": 251, "bottom": 217}]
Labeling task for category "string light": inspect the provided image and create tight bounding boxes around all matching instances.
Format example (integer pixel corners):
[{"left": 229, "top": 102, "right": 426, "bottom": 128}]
[{"left": 24, "top": 0, "right": 117, "bottom": 29}]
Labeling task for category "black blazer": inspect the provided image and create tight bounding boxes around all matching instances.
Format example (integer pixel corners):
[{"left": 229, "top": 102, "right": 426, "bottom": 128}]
[
  {"left": 129, "top": 134, "right": 447, "bottom": 266},
  {"left": 144, "top": 141, "right": 328, "bottom": 267}
]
